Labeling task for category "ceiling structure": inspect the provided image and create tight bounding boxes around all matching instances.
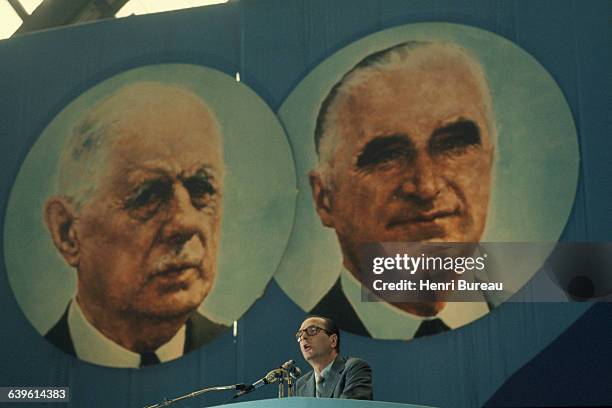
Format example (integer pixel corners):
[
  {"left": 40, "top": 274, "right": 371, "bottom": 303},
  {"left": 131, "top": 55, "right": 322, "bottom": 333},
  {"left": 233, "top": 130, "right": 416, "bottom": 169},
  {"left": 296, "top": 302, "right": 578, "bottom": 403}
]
[
  {"left": 2, "top": 0, "right": 230, "bottom": 39},
  {"left": 9, "top": 0, "right": 129, "bottom": 35}
]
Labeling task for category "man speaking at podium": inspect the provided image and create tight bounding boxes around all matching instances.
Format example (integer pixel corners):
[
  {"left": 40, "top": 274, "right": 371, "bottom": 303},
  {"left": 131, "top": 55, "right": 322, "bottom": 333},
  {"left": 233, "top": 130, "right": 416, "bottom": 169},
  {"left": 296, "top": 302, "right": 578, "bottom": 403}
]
[{"left": 294, "top": 316, "right": 373, "bottom": 399}]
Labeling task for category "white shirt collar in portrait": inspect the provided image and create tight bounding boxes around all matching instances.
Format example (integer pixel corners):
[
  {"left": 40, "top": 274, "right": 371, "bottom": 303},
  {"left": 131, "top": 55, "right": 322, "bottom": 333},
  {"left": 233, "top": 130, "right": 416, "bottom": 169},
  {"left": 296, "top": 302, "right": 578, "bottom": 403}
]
[
  {"left": 340, "top": 268, "right": 490, "bottom": 340},
  {"left": 68, "top": 298, "right": 186, "bottom": 368}
]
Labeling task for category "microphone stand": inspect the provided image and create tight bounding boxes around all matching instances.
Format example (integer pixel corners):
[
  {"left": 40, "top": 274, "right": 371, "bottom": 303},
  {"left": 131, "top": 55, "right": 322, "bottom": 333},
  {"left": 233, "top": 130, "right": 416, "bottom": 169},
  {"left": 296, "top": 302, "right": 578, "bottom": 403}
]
[
  {"left": 280, "top": 360, "right": 300, "bottom": 398},
  {"left": 277, "top": 370, "right": 285, "bottom": 398},
  {"left": 286, "top": 372, "right": 295, "bottom": 397},
  {"left": 230, "top": 360, "right": 302, "bottom": 401},
  {"left": 277, "top": 368, "right": 299, "bottom": 398},
  {"left": 231, "top": 369, "right": 283, "bottom": 401},
  {"left": 143, "top": 383, "right": 246, "bottom": 408}
]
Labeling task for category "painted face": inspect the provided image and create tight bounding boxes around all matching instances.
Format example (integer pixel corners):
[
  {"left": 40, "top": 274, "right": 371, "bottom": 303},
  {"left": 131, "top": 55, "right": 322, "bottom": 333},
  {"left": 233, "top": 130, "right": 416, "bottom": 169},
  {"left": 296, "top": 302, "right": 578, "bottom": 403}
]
[
  {"left": 73, "top": 93, "right": 224, "bottom": 321},
  {"left": 316, "top": 50, "right": 494, "bottom": 273},
  {"left": 297, "top": 317, "right": 336, "bottom": 362}
]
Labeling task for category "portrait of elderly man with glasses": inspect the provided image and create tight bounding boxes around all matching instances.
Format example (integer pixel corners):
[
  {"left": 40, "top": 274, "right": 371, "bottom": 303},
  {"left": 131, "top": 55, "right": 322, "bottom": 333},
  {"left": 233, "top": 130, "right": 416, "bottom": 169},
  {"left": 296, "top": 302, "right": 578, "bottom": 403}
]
[{"left": 294, "top": 316, "right": 373, "bottom": 399}]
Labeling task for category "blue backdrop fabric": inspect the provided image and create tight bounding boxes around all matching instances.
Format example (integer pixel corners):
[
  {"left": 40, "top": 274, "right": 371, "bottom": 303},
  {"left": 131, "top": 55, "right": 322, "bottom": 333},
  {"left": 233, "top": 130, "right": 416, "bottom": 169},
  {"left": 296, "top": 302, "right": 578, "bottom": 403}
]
[{"left": 1, "top": 1, "right": 611, "bottom": 407}]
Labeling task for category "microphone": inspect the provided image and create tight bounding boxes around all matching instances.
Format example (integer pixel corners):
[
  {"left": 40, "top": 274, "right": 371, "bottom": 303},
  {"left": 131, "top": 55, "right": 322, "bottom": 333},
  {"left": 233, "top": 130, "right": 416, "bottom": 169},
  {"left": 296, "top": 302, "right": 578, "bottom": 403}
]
[
  {"left": 233, "top": 369, "right": 282, "bottom": 398},
  {"left": 281, "top": 359, "right": 302, "bottom": 379},
  {"left": 231, "top": 360, "right": 301, "bottom": 400}
]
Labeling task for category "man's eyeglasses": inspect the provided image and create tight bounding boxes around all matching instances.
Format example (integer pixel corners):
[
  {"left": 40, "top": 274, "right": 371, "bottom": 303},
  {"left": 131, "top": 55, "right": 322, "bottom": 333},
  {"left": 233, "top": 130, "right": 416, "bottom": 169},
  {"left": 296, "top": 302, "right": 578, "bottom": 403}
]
[{"left": 295, "top": 325, "right": 330, "bottom": 342}]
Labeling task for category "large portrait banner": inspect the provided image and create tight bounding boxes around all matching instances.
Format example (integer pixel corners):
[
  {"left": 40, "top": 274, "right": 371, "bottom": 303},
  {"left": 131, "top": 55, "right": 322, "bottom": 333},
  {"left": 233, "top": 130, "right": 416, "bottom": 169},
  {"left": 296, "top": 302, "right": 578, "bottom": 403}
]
[
  {"left": 275, "top": 23, "right": 580, "bottom": 340},
  {"left": 3, "top": 64, "right": 296, "bottom": 367}
]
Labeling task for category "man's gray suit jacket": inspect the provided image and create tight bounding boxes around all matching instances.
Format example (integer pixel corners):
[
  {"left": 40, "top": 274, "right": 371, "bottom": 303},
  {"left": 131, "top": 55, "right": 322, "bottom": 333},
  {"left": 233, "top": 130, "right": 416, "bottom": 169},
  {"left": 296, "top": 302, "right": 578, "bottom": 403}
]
[{"left": 295, "top": 356, "right": 373, "bottom": 400}]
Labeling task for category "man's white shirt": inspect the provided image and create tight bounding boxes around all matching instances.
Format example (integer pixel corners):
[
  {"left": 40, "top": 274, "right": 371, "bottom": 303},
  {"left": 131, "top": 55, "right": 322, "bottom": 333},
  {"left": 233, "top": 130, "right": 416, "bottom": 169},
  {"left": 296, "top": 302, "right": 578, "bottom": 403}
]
[
  {"left": 340, "top": 268, "right": 490, "bottom": 339},
  {"left": 68, "top": 298, "right": 185, "bottom": 368}
]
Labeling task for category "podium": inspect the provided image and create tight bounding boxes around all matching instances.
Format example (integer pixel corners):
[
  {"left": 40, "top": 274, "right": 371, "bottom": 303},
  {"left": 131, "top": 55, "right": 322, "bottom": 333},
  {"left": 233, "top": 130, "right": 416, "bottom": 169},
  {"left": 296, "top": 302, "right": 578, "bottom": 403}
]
[{"left": 215, "top": 397, "right": 430, "bottom": 408}]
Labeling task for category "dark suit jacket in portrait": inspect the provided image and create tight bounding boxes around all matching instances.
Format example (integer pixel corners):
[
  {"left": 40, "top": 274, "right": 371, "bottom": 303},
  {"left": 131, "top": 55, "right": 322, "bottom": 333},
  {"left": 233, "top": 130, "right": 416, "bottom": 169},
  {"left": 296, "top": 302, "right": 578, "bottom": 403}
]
[
  {"left": 45, "top": 303, "right": 228, "bottom": 360},
  {"left": 310, "top": 278, "right": 371, "bottom": 336},
  {"left": 295, "top": 356, "right": 373, "bottom": 400}
]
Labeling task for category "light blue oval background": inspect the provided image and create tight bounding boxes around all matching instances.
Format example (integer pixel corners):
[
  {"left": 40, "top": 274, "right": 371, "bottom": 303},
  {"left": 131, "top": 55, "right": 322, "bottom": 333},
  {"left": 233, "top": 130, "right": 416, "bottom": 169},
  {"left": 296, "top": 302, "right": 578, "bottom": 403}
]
[
  {"left": 4, "top": 64, "right": 296, "bottom": 333},
  {"left": 275, "top": 23, "right": 580, "bottom": 316}
]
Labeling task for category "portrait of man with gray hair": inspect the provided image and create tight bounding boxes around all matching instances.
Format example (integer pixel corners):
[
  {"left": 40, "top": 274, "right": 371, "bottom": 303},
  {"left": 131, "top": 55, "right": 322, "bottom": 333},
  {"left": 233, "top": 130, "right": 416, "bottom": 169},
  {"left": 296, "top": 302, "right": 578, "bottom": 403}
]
[
  {"left": 43, "top": 82, "right": 228, "bottom": 367},
  {"left": 308, "top": 41, "right": 498, "bottom": 339}
]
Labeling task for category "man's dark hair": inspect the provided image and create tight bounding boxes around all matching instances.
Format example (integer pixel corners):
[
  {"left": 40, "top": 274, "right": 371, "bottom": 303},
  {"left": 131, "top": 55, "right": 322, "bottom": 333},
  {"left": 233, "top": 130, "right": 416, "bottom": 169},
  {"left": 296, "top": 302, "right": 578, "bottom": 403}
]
[{"left": 307, "top": 315, "right": 340, "bottom": 352}]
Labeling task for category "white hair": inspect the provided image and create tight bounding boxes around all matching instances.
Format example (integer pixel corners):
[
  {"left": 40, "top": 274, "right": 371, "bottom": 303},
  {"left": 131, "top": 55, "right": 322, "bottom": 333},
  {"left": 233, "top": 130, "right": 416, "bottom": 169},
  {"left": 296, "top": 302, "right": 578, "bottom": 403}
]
[
  {"left": 55, "top": 81, "right": 221, "bottom": 209},
  {"left": 314, "top": 41, "right": 497, "bottom": 186}
]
